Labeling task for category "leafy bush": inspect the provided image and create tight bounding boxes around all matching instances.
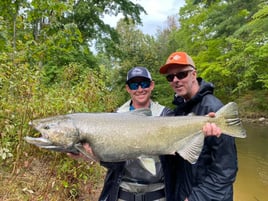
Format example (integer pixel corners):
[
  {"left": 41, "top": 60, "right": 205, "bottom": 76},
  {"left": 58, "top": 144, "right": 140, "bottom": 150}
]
[{"left": 0, "top": 58, "right": 119, "bottom": 199}]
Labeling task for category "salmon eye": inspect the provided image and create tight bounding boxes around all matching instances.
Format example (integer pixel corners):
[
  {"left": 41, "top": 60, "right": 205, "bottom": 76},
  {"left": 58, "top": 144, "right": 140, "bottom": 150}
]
[{"left": 43, "top": 126, "right": 50, "bottom": 130}]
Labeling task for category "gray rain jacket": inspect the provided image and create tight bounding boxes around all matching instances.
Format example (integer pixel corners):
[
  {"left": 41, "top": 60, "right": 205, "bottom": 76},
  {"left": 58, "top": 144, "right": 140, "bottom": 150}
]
[{"left": 98, "top": 100, "right": 173, "bottom": 201}]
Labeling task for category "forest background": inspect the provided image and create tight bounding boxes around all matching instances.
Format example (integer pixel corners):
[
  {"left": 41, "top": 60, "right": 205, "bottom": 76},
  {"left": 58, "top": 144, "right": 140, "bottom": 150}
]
[{"left": 0, "top": 0, "right": 268, "bottom": 200}]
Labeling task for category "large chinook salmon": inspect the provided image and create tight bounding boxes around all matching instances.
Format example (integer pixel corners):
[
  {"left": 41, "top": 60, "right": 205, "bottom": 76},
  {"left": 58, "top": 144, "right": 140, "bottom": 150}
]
[{"left": 25, "top": 102, "right": 246, "bottom": 164}]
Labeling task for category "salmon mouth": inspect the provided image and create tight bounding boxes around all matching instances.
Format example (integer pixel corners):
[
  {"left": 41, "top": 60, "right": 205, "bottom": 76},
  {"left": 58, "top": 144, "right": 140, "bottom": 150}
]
[
  {"left": 24, "top": 136, "right": 80, "bottom": 154},
  {"left": 24, "top": 136, "right": 53, "bottom": 146}
]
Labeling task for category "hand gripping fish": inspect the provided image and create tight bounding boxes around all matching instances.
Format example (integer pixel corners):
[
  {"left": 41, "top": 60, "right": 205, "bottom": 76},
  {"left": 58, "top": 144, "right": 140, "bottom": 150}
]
[{"left": 25, "top": 102, "right": 246, "bottom": 164}]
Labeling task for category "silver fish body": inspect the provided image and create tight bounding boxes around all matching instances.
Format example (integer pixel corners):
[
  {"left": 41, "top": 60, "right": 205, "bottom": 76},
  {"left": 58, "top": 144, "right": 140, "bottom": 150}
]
[{"left": 25, "top": 102, "right": 246, "bottom": 164}]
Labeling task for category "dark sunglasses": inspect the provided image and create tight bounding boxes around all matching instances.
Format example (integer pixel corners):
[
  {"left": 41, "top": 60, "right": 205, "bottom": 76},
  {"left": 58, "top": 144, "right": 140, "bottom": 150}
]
[
  {"left": 128, "top": 80, "right": 151, "bottom": 90},
  {"left": 166, "top": 70, "right": 193, "bottom": 82}
]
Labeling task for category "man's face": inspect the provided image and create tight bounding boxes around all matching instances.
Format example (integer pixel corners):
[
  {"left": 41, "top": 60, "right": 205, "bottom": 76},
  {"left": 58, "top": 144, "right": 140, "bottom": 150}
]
[
  {"left": 126, "top": 77, "right": 154, "bottom": 107},
  {"left": 166, "top": 65, "right": 196, "bottom": 100}
]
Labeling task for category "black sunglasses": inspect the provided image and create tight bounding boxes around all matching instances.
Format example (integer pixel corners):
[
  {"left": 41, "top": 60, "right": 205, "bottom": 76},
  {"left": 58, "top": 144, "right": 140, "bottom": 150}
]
[
  {"left": 166, "top": 70, "right": 193, "bottom": 82},
  {"left": 128, "top": 80, "right": 151, "bottom": 90}
]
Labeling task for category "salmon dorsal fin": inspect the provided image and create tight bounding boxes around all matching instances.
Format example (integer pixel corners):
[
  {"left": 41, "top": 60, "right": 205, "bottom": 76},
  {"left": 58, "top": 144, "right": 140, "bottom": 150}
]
[
  {"left": 129, "top": 108, "right": 152, "bottom": 116},
  {"left": 187, "top": 112, "right": 196, "bottom": 116}
]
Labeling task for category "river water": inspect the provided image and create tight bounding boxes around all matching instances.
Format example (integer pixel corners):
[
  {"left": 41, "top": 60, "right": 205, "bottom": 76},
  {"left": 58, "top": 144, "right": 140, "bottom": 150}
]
[{"left": 234, "top": 122, "right": 268, "bottom": 201}]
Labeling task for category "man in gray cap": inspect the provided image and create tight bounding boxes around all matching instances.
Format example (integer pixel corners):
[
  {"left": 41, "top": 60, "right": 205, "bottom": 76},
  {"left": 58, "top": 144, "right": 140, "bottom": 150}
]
[
  {"left": 118, "top": 66, "right": 171, "bottom": 114},
  {"left": 102, "top": 66, "right": 172, "bottom": 201},
  {"left": 69, "top": 66, "right": 172, "bottom": 201}
]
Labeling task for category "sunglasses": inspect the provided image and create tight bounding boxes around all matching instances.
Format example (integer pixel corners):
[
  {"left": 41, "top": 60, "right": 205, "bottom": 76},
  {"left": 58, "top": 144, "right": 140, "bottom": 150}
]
[
  {"left": 128, "top": 80, "right": 151, "bottom": 90},
  {"left": 166, "top": 70, "right": 193, "bottom": 82}
]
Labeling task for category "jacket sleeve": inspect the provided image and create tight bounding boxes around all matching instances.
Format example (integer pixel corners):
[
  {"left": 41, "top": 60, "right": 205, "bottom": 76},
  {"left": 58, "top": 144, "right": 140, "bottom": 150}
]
[
  {"left": 187, "top": 135, "right": 238, "bottom": 201},
  {"left": 100, "top": 161, "right": 125, "bottom": 169}
]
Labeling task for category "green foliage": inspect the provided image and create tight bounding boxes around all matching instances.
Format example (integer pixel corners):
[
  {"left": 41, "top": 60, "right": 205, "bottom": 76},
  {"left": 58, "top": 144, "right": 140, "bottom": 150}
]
[
  {"left": 54, "top": 156, "right": 105, "bottom": 200},
  {"left": 237, "top": 90, "right": 268, "bottom": 118},
  {"left": 0, "top": 55, "right": 117, "bottom": 147},
  {"left": 24, "top": 22, "right": 97, "bottom": 84},
  {"left": 0, "top": 0, "right": 147, "bottom": 85},
  {"left": 0, "top": 48, "right": 119, "bottom": 199},
  {"left": 67, "top": 0, "right": 146, "bottom": 55},
  {"left": 171, "top": 0, "right": 268, "bottom": 101}
]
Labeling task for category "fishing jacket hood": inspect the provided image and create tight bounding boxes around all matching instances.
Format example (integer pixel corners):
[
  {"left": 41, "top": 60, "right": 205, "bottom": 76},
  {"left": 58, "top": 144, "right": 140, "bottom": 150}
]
[
  {"left": 172, "top": 77, "right": 215, "bottom": 115},
  {"left": 117, "top": 99, "right": 170, "bottom": 116}
]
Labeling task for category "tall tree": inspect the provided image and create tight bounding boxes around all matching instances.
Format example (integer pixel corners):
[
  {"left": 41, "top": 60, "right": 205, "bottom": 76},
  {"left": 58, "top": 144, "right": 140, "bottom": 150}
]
[
  {"left": 65, "top": 0, "right": 146, "bottom": 56},
  {"left": 173, "top": 0, "right": 268, "bottom": 100},
  {"left": 0, "top": 0, "right": 147, "bottom": 85},
  {"left": 106, "top": 19, "right": 174, "bottom": 106}
]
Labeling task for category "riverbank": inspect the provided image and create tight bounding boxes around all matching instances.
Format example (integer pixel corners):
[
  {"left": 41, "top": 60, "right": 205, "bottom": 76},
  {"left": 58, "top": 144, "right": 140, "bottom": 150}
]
[
  {"left": 243, "top": 117, "right": 268, "bottom": 125},
  {"left": 236, "top": 90, "right": 268, "bottom": 122},
  {"left": 0, "top": 155, "right": 105, "bottom": 200}
]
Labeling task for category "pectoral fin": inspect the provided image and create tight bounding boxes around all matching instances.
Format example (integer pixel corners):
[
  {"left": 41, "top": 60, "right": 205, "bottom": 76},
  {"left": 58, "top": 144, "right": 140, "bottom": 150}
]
[
  {"left": 74, "top": 143, "right": 98, "bottom": 162},
  {"left": 138, "top": 156, "right": 156, "bottom": 176},
  {"left": 176, "top": 131, "right": 205, "bottom": 164}
]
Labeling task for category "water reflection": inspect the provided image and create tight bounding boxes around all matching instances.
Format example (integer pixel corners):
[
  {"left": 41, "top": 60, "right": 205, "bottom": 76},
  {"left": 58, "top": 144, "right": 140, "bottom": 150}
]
[{"left": 234, "top": 122, "right": 268, "bottom": 201}]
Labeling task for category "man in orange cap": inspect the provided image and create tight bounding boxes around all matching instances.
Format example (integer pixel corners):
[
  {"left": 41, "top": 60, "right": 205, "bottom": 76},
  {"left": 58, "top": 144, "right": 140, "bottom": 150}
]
[{"left": 159, "top": 52, "right": 238, "bottom": 201}]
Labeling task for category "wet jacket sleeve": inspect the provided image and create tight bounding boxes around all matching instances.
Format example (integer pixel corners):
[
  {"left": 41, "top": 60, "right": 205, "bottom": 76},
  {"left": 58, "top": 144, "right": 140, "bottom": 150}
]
[{"left": 100, "top": 161, "right": 125, "bottom": 169}]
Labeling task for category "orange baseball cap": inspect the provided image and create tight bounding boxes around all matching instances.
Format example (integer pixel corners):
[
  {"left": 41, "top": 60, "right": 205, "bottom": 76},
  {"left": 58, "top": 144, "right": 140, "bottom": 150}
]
[{"left": 159, "top": 52, "right": 196, "bottom": 74}]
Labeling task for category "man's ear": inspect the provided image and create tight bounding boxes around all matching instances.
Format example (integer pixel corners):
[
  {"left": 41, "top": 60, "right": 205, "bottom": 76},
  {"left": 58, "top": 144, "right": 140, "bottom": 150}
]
[
  {"left": 192, "top": 70, "right": 197, "bottom": 76},
  {"left": 150, "top": 81, "right": 155, "bottom": 90},
  {"left": 126, "top": 84, "right": 131, "bottom": 93}
]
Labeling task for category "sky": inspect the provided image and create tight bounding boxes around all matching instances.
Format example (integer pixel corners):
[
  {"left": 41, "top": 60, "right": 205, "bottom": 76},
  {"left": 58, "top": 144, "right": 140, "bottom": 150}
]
[{"left": 103, "top": 0, "right": 185, "bottom": 35}]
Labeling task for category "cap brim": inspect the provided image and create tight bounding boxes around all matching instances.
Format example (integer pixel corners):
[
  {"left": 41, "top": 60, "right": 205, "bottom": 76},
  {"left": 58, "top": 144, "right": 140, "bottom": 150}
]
[
  {"left": 159, "top": 63, "right": 184, "bottom": 74},
  {"left": 126, "top": 76, "right": 151, "bottom": 83},
  {"left": 159, "top": 63, "right": 195, "bottom": 74},
  {"left": 159, "top": 64, "right": 169, "bottom": 74}
]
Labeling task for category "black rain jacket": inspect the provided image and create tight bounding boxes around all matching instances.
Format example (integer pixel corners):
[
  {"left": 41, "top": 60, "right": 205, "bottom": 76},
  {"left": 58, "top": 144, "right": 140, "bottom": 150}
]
[{"left": 160, "top": 78, "right": 238, "bottom": 201}]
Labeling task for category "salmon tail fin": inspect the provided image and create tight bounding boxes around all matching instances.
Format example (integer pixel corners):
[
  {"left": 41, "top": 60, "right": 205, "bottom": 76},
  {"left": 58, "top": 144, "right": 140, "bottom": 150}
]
[{"left": 215, "top": 102, "right": 247, "bottom": 138}]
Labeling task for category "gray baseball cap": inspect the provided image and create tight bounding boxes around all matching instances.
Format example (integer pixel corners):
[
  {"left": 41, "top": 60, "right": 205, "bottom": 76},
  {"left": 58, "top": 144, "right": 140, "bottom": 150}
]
[{"left": 126, "top": 67, "right": 152, "bottom": 83}]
